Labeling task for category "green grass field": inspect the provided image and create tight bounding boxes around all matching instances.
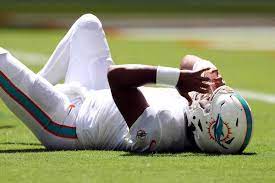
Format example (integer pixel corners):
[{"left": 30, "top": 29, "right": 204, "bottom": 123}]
[{"left": 0, "top": 29, "right": 275, "bottom": 182}]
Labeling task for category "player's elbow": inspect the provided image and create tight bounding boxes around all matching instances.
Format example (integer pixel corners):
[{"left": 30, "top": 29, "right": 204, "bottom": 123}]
[
  {"left": 108, "top": 65, "right": 136, "bottom": 89},
  {"left": 107, "top": 65, "right": 115, "bottom": 82},
  {"left": 107, "top": 65, "right": 122, "bottom": 88}
]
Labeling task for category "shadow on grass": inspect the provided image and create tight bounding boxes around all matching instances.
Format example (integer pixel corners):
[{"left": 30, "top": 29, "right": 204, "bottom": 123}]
[
  {"left": 120, "top": 151, "right": 257, "bottom": 157},
  {"left": 0, "top": 142, "right": 257, "bottom": 156},
  {"left": 0, "top": 148, "right": 83, "bottom": 154},
  {"left": 0, "top": 142, "right": 42, "bottom": 146},
  {"left": 0, "top": 148, "right": 257, "bottom": 156},
  {"left": 0, "top": 148, "right": 48, "bottom": 153},
  {"left": 0, "top": 125, "right": 15, "bottom": 130}
]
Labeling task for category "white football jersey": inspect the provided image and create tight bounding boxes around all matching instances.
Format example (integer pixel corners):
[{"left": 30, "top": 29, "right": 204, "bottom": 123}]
[{"left": 75, "top": 87, "right": 190, "bottom": 152}]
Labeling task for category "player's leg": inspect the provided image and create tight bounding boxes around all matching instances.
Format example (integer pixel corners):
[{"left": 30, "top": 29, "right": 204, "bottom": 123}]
[
  {"left": 37, "top": 25, "right": 72, "bottom": 85},
  {"left": 66, "top": 14, "right": 113, "bottom": 90},
  {"left": 38, "top": 14, "right": 113, "bottom": 90},
  {"left": 0, "top": 49, "right": 81, "bottom": 150}
]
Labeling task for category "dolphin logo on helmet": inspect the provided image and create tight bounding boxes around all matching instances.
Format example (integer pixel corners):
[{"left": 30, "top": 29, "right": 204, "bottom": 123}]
[{"left": 213, "top": 114, "right": 227, "bottom": 149}]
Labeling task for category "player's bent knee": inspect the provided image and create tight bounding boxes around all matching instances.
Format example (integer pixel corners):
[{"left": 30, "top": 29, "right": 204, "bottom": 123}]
[{"left": 76, "top": 13, "right": 102, "bottom": 30}]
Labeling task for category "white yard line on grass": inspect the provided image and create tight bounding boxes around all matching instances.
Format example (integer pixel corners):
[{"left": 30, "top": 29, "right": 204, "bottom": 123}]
[
  {"left": 236, "top": 89, "right": 275, "bottom": 104},
  {"left": 11, "top": 50, "right": 49, "bottom": 66}
]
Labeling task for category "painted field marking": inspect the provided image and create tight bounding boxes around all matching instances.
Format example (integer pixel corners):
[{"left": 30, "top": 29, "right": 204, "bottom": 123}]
[
  {"left": 236, "top": 89, "right": 275, "bottom": 104},
  {"left": 11, "top": 50, "right": 49, "bottom": 65}
]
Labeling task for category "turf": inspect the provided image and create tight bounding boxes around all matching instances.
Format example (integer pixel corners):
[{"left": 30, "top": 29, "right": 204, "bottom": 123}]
[{"left": 0, "top": 29, "right": 275, "bottom": 182}]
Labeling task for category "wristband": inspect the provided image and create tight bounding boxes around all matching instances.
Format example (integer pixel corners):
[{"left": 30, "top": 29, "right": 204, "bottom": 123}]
[{"left": 156, "top": 66, "right": 180, "bottom": 86}]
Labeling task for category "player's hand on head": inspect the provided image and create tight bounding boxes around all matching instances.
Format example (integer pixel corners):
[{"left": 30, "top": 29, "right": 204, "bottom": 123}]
[
  {"left": 176, "top": 68, "right": 211, "bottom": 104},
  {"left": 203, "top": 69, "right": 225, "bottom": 91},
  {"left": 176, "top": 68, "right": 211, "bottom": 93}
]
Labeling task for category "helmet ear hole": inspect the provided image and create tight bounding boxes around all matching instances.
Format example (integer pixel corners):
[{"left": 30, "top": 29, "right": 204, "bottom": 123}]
[
  {"left": 189, "top": 122, "right": 196, "bottom": 131},
  {"left": 236, "top": 118, "right": 239, "bottom": 127},
  {"left": 198, "top": 120, "right": 203, "bottom": 132}
]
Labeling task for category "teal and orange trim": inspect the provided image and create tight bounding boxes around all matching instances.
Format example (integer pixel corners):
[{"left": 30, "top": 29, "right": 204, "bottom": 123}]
[
  {"left": 233, "top": 93, "right": 253, "bottom": 152},
  {"left": 0, "top": 71, "right": 77, "bottom": 139}
]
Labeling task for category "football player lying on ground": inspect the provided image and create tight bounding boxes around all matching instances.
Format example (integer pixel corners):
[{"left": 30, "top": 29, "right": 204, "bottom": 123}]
[{"left": 0, "top": 14, "right": 253, "bottom": 154}]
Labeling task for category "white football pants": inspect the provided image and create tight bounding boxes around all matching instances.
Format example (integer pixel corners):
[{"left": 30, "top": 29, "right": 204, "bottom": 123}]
[
  {"left": 38, "top": 13, "right": 113, "bottom": 90},
  {"left": 0, "top": 14, "right": 113, "bottom": 149}
]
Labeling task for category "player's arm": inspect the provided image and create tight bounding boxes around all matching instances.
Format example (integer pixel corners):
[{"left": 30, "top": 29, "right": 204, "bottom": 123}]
[{"left": 107, "top": 64, "right": 210, "bottom": 127}]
